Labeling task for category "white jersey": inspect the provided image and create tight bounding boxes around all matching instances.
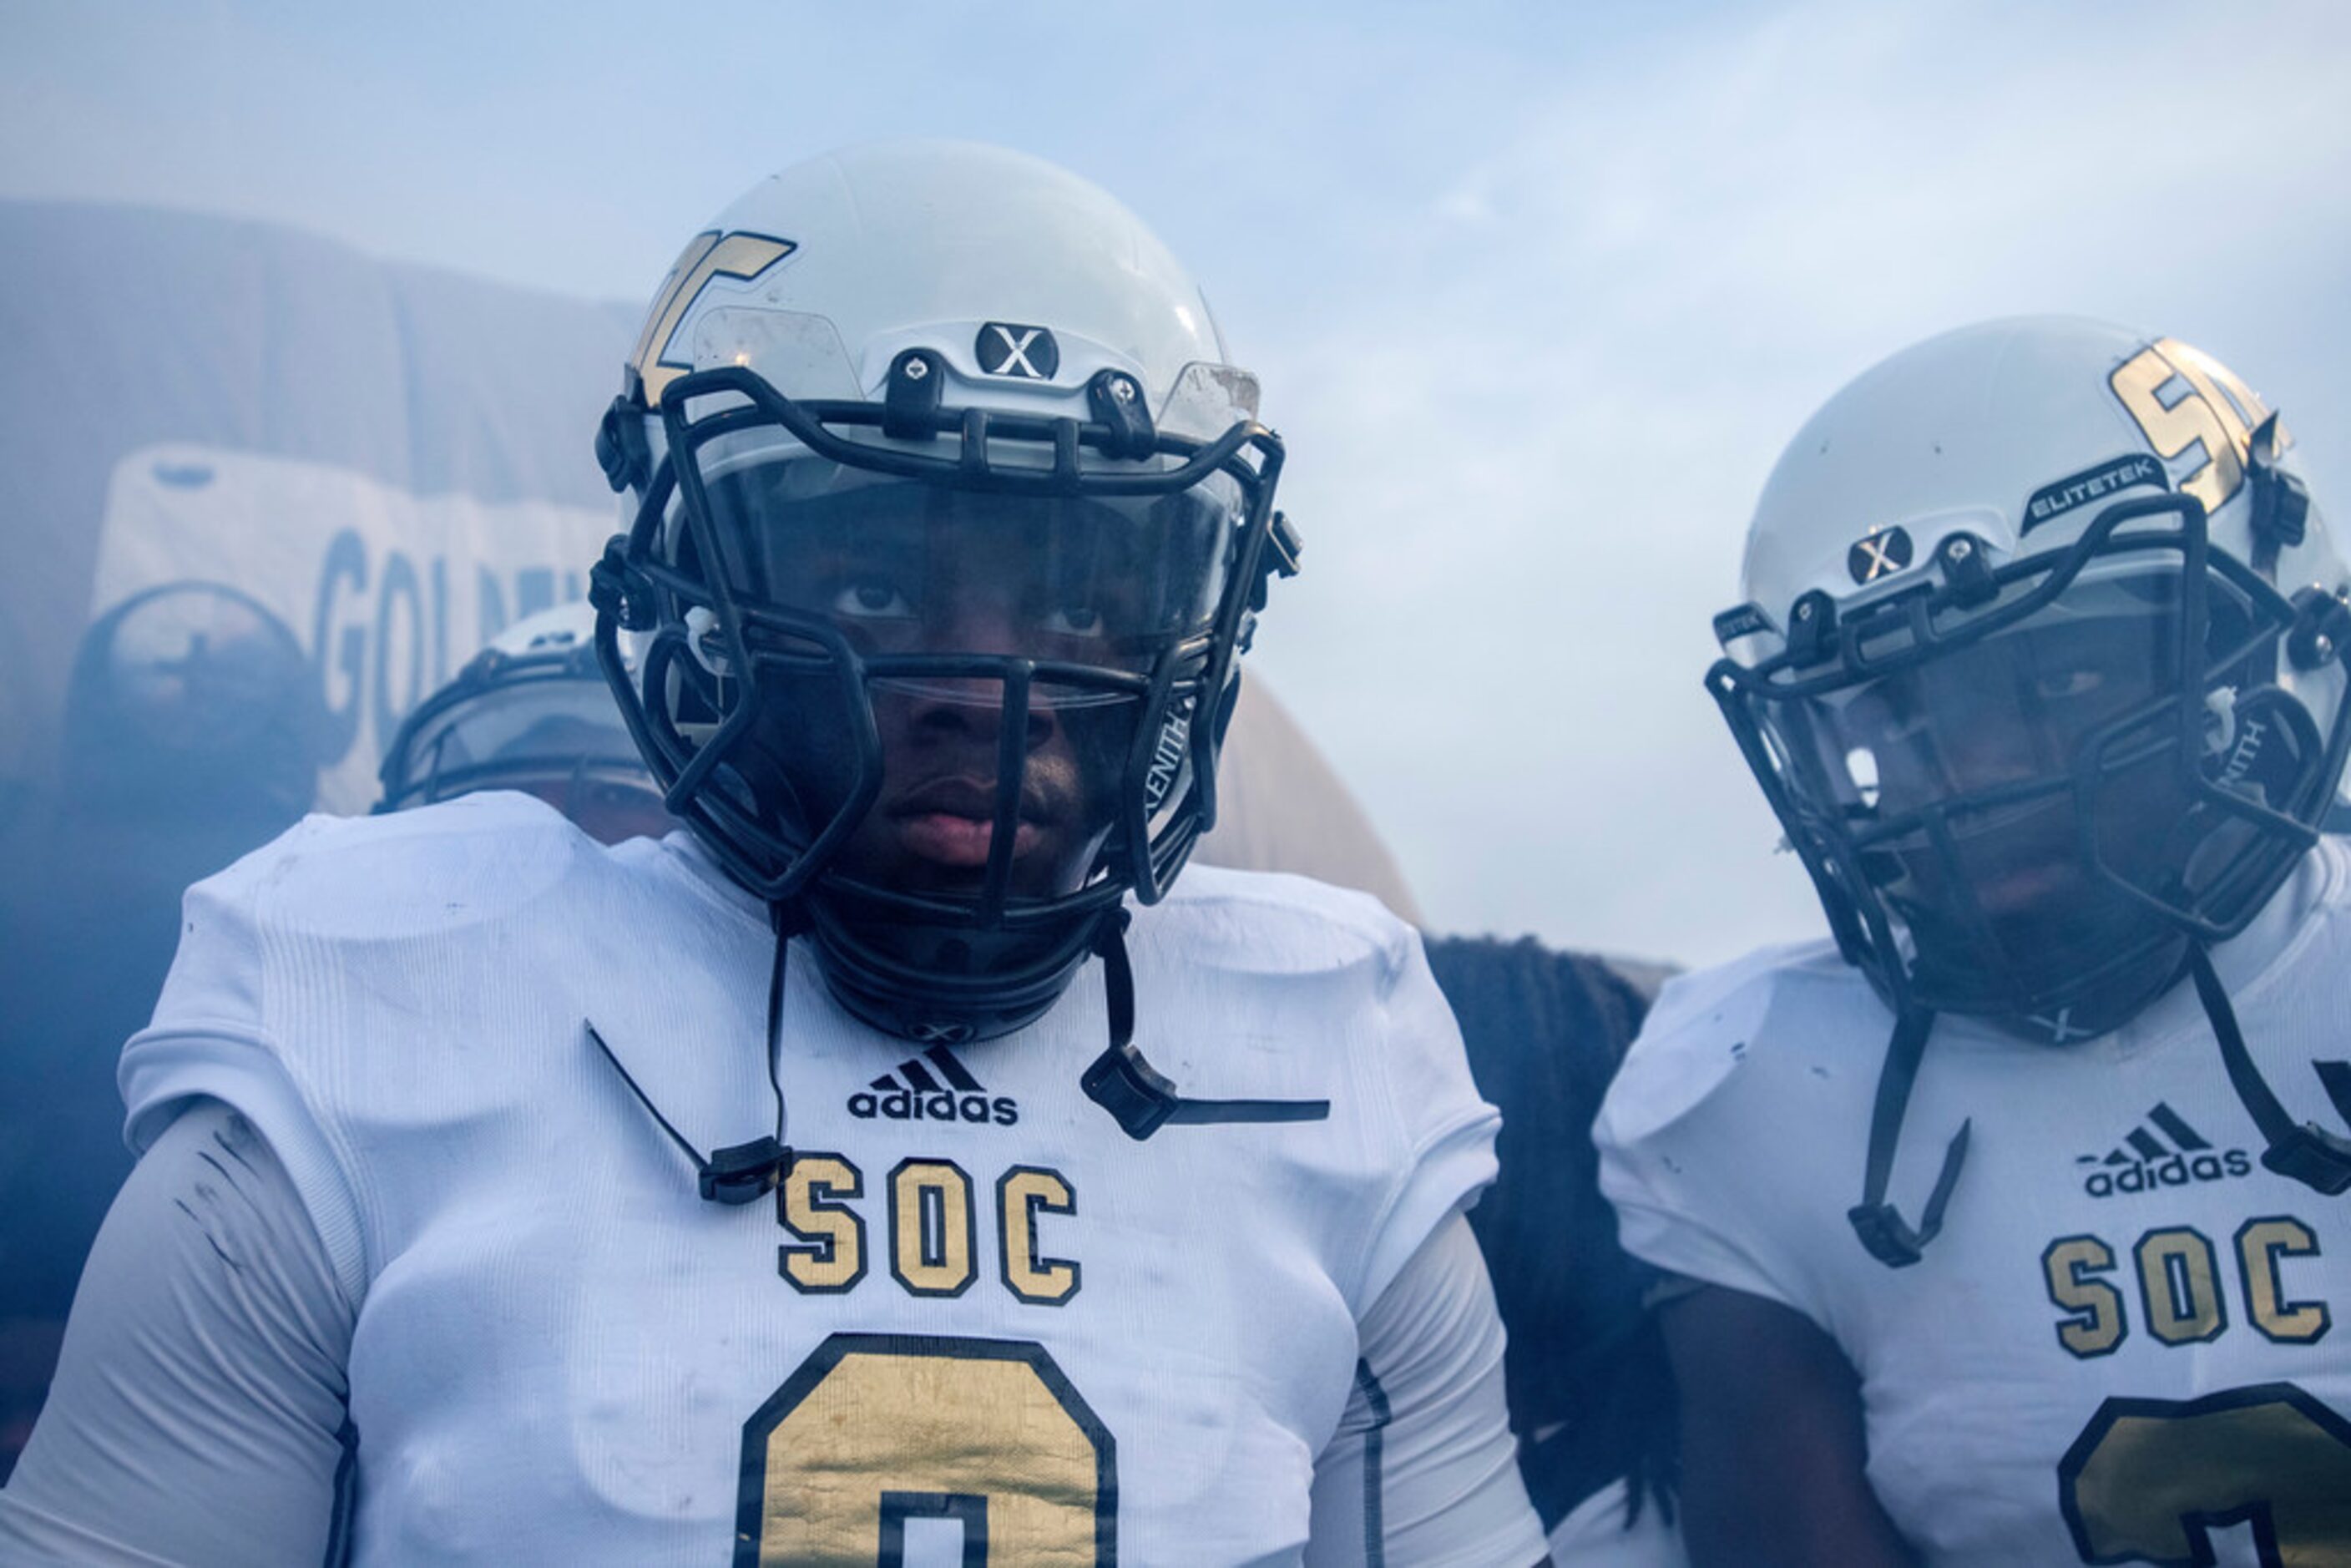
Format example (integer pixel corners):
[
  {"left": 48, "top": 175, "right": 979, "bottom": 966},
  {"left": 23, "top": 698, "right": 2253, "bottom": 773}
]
[
  {"left": 115, "top": 793, "right": 1534, "bottom": 1566},
  {"left": 1596, "top": 839, "right": 2351, "bottom": 1568}
]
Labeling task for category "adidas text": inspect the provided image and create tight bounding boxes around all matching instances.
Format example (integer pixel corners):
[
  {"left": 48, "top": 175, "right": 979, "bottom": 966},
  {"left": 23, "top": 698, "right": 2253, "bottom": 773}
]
[
  {"left": 2083, "top": 1149, "right": 2251, "bottom": 1198},
  {"left": 849, "top": 1089, "right": 1019, "bottom": 1126}
]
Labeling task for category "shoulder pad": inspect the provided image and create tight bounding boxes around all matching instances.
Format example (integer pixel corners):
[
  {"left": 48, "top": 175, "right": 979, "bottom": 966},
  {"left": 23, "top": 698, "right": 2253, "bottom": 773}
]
[
  {"left": 1146, "top": 864, "right": 1413, "bottom": 979},
  {"left": 200, "top": 793, "right": 598, "bottom": 943},
  {"left": 1602, "top": 939, "right": 1853, "bottom": 1146}
]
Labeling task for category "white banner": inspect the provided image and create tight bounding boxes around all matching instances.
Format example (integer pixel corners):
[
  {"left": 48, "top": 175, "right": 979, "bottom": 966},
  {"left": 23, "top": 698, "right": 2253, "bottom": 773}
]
[{"left": 90, "top": 443, "right": 614, "bottom": 813}]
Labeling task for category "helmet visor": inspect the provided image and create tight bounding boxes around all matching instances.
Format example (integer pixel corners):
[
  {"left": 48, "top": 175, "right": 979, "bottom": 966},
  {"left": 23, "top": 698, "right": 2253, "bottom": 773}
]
[{"left": 688, "top": 455, "right": 1238, "bottom": 676}]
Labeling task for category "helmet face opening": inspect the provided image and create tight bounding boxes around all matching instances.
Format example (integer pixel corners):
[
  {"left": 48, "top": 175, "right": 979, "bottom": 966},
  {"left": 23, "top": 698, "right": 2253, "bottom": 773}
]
[
  {"left": 1716, "top": 493, "right": 2348, "bottom": 1035},
  {"left": 602, "top": 363, "right": 1288, "bottom": 1040}
]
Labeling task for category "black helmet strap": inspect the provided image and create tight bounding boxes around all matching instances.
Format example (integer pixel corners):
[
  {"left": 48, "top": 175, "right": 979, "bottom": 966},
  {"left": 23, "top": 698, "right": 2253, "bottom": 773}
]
[
  {"left": 1850, "top": 940, "right": 2351, "bottom": 1269},
  {"left": 2188, "top": 943, "right": 2351, "bottom": 1196},
  {"left": 582, "top": 903, "right": 798, "bottom": 1207},
  {"left": 1080, "top": 910, "right": 1331, "bottom": 1141},
  {"left": 1849, "top": 1004, "right": 1973, "bottom": 1268}
]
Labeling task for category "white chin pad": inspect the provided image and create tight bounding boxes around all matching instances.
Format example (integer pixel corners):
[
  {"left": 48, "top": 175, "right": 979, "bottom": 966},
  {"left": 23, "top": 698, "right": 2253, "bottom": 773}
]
[
  {"left": 2202, "top": 685, "right": 2241, "bottom": 761},
  {"left": 684, "top": 606, "right": 731, "bottom": 676}
]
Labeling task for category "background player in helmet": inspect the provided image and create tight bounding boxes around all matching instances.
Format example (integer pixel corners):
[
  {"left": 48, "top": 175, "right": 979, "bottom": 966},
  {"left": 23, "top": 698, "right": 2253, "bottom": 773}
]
[
  {"left": 1596, "top": 317, "right": 2351, "bottom": 1565},
  {"left": 0, "top": 142, "right": 1549, "bottom": 1565},
  {"left": 376, "top": 601, "right": 678, "bottom": 845}
]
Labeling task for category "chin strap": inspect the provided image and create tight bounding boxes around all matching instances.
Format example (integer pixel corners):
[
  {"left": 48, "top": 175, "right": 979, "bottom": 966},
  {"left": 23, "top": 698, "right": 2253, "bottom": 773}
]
[
  {"left": 1080, "top": 909, "right": 1332, "bottom": 1141},
  {"left": 583, "top": 908, "right": 795, "bottom": 1206},
  {"left": 1849, "top": 1004, "right": 1973, "bottom": 1268},
  {"left": 2187, "top": 944, "right": 2351, "bottom": 1196}
]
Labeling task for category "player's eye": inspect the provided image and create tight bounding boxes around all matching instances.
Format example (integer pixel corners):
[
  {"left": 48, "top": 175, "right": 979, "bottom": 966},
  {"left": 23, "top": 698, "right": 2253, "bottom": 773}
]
[
  {"left": 2035, "top": 669, "right": 2104, "bottom": 702},
  {"left": 1041, "top": 603, "right": 1105, "bottom": 639},
  {"left": 832, "top": 578, "right": 914, "bottom": 620}
]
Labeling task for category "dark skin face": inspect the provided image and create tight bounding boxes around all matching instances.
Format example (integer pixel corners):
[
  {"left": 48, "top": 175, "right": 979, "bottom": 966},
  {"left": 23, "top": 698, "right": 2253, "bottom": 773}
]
[
  {"left": 1837, "top": 615, "right": 2177, "bottom": 914},
  {"left": 737, "top": 480, "right": 1187, "bottom": 902},
  {"left": 1812, "top": 611, "right": 2200, "bottom": 996}
]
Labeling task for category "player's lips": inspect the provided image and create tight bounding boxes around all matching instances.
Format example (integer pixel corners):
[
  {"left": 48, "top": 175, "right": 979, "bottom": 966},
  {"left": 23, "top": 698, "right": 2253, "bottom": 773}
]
[
  {"left": 887, "top": 778, "right": 1053, "bottom": 868},
  {"left": 1979, "top": 861, "right": 2077, "bottom": 915}
]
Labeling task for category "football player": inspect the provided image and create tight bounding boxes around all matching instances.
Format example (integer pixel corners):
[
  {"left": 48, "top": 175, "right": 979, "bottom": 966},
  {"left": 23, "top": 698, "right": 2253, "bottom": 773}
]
[
  {"left": 1596, "top": 318, "right": 2351, "bottom": 1565},
  {"left": 374, "top": 601, "right": 677, "bottom": 843},
  {"left": 0, "top": 142, "right": 1550, "bottom": 1565}
]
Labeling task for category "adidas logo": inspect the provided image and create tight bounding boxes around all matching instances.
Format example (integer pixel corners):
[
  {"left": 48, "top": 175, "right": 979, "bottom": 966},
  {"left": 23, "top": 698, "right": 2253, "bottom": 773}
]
[
  {"left": 2075, "top": 1101, "right": 2251, "bottom": 1198},
  {"left": 847, "top": 1044, "right": 1019, "bottom": 1127}
]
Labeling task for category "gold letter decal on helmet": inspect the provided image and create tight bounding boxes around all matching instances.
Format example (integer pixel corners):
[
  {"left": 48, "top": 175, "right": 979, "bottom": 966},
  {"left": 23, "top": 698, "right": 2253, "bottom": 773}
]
[
  {"left": 2109, "top": 338, "right": 2281, "bottom": 516},
  {"left": 628, "top": 230, "right": 796, "bottom": 407}
]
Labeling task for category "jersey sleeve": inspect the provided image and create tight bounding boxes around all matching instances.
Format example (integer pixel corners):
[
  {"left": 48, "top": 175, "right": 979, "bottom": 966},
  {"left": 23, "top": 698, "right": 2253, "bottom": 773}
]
[
  {"left": 116, "top": 820, "right": 372, "bottom": 1304},
  {"left": 1352, "top": 925, "right": 1507, "bottom": 1318},
  {"left": 1591, "top": 949, "right": 1828, "bottom": 1318},
  {"left": 0, "top": 1100, "right": 353, "bottom": 1567},
  {"left": 1307, "top": 1212, "right": 1548, "bottom": 1567}
]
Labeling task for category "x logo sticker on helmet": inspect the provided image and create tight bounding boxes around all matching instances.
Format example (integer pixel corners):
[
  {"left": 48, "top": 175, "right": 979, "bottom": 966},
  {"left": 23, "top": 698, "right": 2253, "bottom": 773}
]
[
  {"left": 976, "top": 321, "right": 1059, "bottom": 380},
  {"left": 1848, "top": 525, "right": 1915, "bottom": 584}
]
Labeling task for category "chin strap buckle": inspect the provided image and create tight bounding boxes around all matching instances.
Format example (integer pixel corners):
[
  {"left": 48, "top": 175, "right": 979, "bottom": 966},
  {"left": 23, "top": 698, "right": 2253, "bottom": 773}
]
[
  {"left": 1080, "top": 1041, "right": 1184, "bottom": 1140},
  {"left": 700, "top": 1136, "right": 791, "bottom": 1206},
  {"left": 2258, "top": 1125, "right": 2351, "bottom": 1196},
  {"left": 1847, "top": 1119, "right": 1970, "bottom": 1269},
  {"left": 1848, "top": 1203, "right": 1929, "bottom": 1269},
  {"left": 2190, "top": 946, "right": 2351, "bottom": 1196},
  {"left": 1848, "top": 1004, "right": 1972, "bottom": 1269},
  {"left": 584, "top": 1023, "right": 791, "bottom": 1206},
  {"left": 1079, "top": 911, "right": 1331, "bottom": 1141}
]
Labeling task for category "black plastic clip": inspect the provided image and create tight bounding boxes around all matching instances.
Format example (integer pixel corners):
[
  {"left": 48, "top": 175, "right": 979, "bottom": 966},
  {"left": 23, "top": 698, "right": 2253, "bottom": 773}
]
[
  {"left": 594, "top": 395, "right": 654, "bottom": 494},
  {"left": 700, "top": 1136, "right": 791, "bottom": 1206},
  {"left": 1267, "top": 511, "right": 1303, "bottom": 579},
  {"left": 1079, "top": 1040, "right": 1332, "bottom": 1142},
  {"left": 1934, "top": 532, "right": 1999, "bottom": 608},
  {"left": 1087, "top": 368, "right": 1156, "bottom": 460},
  {"left": 1786, "top": 589, "right": 1838, "bottom": 665},
  {"left": 1250, "top": 512, "right": 1304, "bottom": 611},
  {"left": 1079, "top": 910, "right": 1329, "bottom": 1141},
  {"left": 2249, "top": 413, "right": 2311, "bottom": 565},
  {"left": 585, "top": 1023, "right": 789, "bottom": 1206},
  {"left": 1080, "top": 1040, "right": 1186, "bottom": 1140},
  {"left": 589, "top": 537, "right": 656, "bottom": 632},
  {"left": 2258, "top": 1125, "right": 2351, "bottom": 1196},
  {"left": 1848, "top": 1203, "right": 1927, "bottom": 1268},
  {"left": 2286, "top": 587, "right": 2351, "bottom": 671},
  {"left": 882, "top": 350, "right": 947, "bottom": 441}
]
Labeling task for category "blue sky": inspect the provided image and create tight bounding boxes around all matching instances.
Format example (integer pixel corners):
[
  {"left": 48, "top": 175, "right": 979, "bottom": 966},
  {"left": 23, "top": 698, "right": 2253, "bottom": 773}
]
[{"left": 7, "top": 0, "right": 2348, "bottom": 964}]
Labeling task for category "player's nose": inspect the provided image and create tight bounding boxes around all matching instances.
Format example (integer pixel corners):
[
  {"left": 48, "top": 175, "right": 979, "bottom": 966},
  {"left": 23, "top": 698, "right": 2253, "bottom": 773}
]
[{"left": 898, "top": 590, "right": 1059, "bottom": 750}]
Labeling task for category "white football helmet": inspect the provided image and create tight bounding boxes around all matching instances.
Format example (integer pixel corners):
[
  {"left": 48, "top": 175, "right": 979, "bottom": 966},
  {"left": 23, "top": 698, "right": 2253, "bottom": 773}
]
[
  {"left": 1710, "top": 317, "right": 2351, "bottom": 1262},
  {"left": 377, "top": 602, "right": 675, "bottom": 844},
  {"left": 589, "top": 142, "right": 1297, "bottom": 1045}
]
